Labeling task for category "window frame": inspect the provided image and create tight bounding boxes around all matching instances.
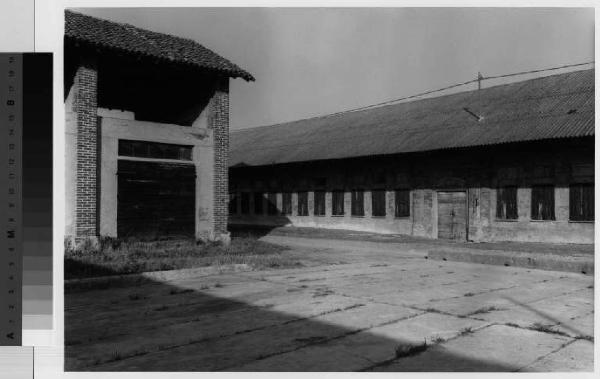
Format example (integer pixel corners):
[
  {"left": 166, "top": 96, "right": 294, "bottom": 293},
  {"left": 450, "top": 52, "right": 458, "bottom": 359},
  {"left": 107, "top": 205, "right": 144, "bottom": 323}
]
[
  {"left": 371, "top": 189, "right": 386, "bottom": 217},
  {"left": 496, "top": 186, "right": 518, "bottom": 221},
  {"left": 530, "top": 185, "right": 555, "bottom": 221},
  {"left": 254, "top": 192, "right": 264, "bottom": 215},
  {"left": 569, "top": 183, "right": 594, "bottom": 222},
  {"left": 332, "top": 190, "right": 345, "bottom": 216},
  {"left": 394, "top": 189, "right": 410, "bottom": 218},
  {"left": 297, "top": 191, "right": 309, "bottom": 216},
  {"left": 351, "top": 189, "right": 365, "bottom": 217},
  {"left": 314, "top": 190, "right": 326, "bottom": 216},
  {"left": 281, "top": 192, "right": 292, "bottom": 216}
]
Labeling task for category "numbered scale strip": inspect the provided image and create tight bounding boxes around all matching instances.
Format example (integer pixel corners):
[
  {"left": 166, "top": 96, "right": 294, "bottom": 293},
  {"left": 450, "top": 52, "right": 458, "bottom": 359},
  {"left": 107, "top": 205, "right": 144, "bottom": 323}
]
[{"left": 1, "top": 54, "right": 23, "bottom": 346}]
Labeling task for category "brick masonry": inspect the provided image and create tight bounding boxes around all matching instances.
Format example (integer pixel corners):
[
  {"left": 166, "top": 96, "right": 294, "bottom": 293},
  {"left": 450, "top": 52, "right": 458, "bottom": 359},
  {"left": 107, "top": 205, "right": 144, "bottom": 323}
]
[
  {"left": 210, "top": 78, "right": 230, "bottom": 235},
  {"left": 74, "top": 60, "right": 99, "bottom": 238}
]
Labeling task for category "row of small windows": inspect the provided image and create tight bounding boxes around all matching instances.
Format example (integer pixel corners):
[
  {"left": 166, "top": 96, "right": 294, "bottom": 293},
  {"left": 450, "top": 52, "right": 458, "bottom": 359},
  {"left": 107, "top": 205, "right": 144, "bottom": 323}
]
[
  {"left": 230, "top": 190, "right": 411, "bottom": 218},
  {"left": 496, "top": 184, "right": 593, "bottom": 221},
  {"left": 232, "top": 184, "right": 593, "bottom": 222}
]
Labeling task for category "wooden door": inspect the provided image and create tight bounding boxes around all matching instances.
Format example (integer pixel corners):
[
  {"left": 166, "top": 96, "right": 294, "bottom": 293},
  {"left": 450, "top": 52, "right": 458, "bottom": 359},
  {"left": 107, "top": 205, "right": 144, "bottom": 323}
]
[{"left": 437, "top": 191, "right": 467, "bottom": 240}]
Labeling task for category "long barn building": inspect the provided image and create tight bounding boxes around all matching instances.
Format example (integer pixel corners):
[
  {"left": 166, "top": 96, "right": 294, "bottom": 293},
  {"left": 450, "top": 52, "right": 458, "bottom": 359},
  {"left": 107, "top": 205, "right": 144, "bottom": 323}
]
[{"left": 229, "top": 70, "right": 594, "bottom": 244}]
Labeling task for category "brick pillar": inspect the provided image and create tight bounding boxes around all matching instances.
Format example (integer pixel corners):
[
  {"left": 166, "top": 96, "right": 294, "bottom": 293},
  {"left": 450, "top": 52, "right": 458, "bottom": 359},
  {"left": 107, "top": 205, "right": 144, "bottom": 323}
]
[
  {"left": 74, "top": 60, "right": 99, "bottom": 240},
  {"left": 210, "top": 77, "right": 230, "bottom": 239}
]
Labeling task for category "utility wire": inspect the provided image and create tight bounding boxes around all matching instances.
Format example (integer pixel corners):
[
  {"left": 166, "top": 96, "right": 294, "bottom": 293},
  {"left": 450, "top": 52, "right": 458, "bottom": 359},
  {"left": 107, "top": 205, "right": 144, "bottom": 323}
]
[{"left": 326, "top": 61, "right": 595, "bottom": 117}]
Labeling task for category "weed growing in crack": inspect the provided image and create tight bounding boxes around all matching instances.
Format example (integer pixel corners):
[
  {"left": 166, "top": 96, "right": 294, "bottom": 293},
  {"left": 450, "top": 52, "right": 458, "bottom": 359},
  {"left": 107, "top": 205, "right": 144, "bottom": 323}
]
[
  {"left": 466, "top": 306, "right": 502, "bottom": 316},
  {"left": 395, "top": 340, "right": 428, "bottom": 358},
  {"left": 430, "top": 335, "right": 446, "bottom": 344},
  {"left": 459, "top": 326, "right": 473, "bottom": 336},
  {"left": 528, "top": 323, "right": 570, "bottom": 337}
]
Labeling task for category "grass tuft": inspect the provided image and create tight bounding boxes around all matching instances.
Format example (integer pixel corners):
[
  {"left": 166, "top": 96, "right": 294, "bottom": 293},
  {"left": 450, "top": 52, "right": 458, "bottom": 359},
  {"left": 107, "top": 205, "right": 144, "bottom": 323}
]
[{"left": 395, "top": 340, "right": 428, "bottom": 358}]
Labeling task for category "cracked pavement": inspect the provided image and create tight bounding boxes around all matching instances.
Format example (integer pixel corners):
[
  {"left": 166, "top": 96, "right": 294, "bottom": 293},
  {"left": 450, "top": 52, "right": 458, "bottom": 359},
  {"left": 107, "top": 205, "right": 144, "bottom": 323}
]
[{"left": 65, "top": 235, "right": 594, "bottom": 371}]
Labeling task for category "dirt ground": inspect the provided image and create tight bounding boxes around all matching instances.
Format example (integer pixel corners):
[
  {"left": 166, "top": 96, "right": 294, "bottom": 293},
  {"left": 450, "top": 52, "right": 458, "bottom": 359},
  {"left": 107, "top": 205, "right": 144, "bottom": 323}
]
[{"left": 65, "top": 234, "right": 594, "bottom": 372}]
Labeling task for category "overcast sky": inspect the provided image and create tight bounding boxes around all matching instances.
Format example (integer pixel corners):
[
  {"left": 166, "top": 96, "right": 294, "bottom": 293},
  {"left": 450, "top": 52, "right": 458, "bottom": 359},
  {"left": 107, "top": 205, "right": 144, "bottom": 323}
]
[{"left": 75, "top": 7, "right": 594, "bottom": 130}]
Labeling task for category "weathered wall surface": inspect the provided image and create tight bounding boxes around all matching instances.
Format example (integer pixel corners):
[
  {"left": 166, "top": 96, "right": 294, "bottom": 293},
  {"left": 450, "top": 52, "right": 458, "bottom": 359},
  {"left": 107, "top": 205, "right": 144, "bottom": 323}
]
[
  {"left": 65, "top": 60, "right": 230, "bottom": 242},
  {"left": 97, "top": 115, "right": 215, "bottom": 240},
  {"left": 229, "top": 140, "right": 594, "bottom": 244}
]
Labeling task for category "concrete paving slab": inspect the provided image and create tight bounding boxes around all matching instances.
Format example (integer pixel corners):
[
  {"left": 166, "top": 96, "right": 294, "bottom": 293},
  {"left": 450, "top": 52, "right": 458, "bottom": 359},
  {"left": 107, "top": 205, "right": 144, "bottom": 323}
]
[
  {"left": 519, "top": 339, "right": 594, "bottom": 372},
  {"left": 317, "top": 312, "right": 490, "bottom": 364},
  {"left": 372, "top": 324, "right": 572, "bottom": 372}
]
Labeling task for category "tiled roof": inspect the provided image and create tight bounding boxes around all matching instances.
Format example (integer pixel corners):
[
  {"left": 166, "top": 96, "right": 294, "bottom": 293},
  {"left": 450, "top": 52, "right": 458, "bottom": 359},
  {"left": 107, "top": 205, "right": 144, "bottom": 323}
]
[
  {"left": 231, "top": 69, "right": 594, "bottom": 167},
  {"left": 65, "top": 10, "right": 254, "bottom": 81}
]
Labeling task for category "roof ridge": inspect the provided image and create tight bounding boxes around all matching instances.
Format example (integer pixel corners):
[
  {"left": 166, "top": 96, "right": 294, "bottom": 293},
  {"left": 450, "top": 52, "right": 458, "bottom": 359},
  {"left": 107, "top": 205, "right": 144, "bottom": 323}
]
[{"left": 232, "top": 67, "right": 593, "bottom": 134}]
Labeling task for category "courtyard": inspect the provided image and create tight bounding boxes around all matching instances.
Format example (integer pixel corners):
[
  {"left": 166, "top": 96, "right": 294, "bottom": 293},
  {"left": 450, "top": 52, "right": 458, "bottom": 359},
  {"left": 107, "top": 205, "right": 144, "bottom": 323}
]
[{"left": 65, "top": 231, "right": 594, "bottom": 372}]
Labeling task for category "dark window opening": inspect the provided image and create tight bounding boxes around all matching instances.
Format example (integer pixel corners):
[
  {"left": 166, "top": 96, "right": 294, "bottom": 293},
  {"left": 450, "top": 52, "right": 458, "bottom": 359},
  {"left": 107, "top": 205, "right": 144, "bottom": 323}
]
[
  {"left": 531, "top": 185, "right": 555, "bottom": 221},
  {"left": 267, "top": 193, "right": 278, "bottom": 215},
  {"left": 395, "top": 189, "right": 410, "bottom": 218},
  {"left": 332, "top": 190, "right": 345, "bottom": 216},
  {"left": 119, "top": 139, "right": 192, "bottom": 161},
  {"left": 570, "top": 183, "right": 594, "bottom": 221},
  {"left": 351, "top": 190, "right": 364, "bottom": 217},
  {"left": 229, "top": 192, "right": 238, "bottom": 215},
  {"left": 254, "top": 192, "right": 264, "bottom": 215},
  {"left": 314, "top": 191, "right": 326, "bottom": 216},
  {"left": 282, "top": 192, "right": 292, "bottom": 215},
  {"left": 298, "top": 191, "right": 309, "bottom": 216},
  {"left": 371, "top": 189, "right": 386, "bottom": 217},
  {"left": 241, "top": 192, "right": 250, "bottom": 215},
  {"left": 497, "top": 186, "right": 518, "bottom": 220}
]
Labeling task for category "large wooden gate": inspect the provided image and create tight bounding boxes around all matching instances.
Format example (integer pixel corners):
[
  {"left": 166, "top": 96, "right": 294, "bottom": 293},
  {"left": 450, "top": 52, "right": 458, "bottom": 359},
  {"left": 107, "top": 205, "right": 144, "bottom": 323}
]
[
  {"left": 437, "top": 191, "right": 467, "bottom": 241},
  {"left": 117, "top": 160, "right": 195, "bottom": 239}
]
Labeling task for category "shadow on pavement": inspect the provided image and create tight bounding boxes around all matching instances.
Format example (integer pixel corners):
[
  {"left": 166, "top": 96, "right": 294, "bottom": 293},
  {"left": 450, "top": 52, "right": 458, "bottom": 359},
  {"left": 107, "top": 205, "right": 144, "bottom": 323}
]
[{"left": 65, "top": 260, "right": 527, "bottom": 372}]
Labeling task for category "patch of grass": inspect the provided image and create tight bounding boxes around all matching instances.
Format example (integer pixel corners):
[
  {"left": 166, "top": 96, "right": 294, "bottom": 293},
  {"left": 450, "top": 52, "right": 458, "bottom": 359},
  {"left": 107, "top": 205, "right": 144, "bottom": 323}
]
[
  {"left": 395, "top": 340, "right": 428, "bottom": 358},
  {"left": 65, "top": 236, "right": 299, "bottom": 280}
]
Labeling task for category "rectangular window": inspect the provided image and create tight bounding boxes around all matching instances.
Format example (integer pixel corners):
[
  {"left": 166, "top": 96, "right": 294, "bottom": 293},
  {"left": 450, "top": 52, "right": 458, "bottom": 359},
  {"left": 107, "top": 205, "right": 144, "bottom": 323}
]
[
  {"left": 395, "top": 189, "right": 410, "bottom": 218},
  {"left": 332, "top": 190, "right": 345, "bottom": 216},
  {"left": 351, "top": 189, "right": 364, "bottom": 217},
  {"left": 531, "top": 185, "right": 555, "bottom": 221},
  {"left": 371, "top": 189, "right": 386, "bottom": 217},
  {"left": 229, "top": 192, "right": 238, "bottom": 215},
  {"left": 570, "top": 183, "right": 594, "bottom": 221},
  {"left": 254, "top": 192, "right": 264, "bottom": 215},
  {"left": 282, "top": 192, "right": 292, "bottom": 215},
  {"left": 314, "top": 191, "right": 326, "bottom": 216},
  {"left": 241, "top": 192, "right": 250, "bottom": 215},
  {"left": 297, "top": 191, "right": 308, "bottom": 216},
  {"left": 118, "top": 139, "right": 192, "bottom": 161},
  {"left": 267, "top": 193, "right": 278, "bottom": 215},
  {"left": 496, "top": 186, "right": 518, "bottom": 220}
]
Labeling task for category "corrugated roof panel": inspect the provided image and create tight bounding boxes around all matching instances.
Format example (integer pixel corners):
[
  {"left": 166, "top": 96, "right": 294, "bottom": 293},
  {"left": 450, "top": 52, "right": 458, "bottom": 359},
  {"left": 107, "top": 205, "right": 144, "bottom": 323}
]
[{"left": 231, "top": 69, "right": 594, "bottom": 167}]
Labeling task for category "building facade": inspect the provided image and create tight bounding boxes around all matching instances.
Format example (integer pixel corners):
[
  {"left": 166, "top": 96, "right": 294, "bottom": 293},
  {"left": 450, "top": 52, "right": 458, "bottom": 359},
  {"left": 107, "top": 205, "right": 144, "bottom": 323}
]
[
  {"left": 64, "top": 11, "right": 253, "bottom": 243},
  {"left": 229, "top": 70, "right": 594, "bottom": 244}
]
